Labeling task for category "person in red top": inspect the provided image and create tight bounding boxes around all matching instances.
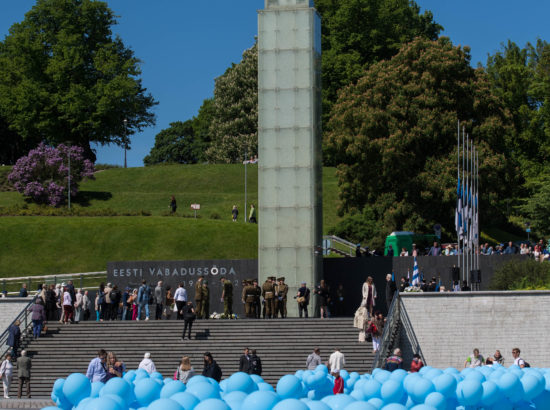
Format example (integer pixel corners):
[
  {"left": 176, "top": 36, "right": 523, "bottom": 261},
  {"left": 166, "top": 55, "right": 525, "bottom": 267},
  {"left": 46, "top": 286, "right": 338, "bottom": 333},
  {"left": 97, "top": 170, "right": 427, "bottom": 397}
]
[
  {"left": 332, "top": 370, "right": 344, "bottom": 394},
  {"left": 410, "top": 354, "right": 424, "bottom": 373}
]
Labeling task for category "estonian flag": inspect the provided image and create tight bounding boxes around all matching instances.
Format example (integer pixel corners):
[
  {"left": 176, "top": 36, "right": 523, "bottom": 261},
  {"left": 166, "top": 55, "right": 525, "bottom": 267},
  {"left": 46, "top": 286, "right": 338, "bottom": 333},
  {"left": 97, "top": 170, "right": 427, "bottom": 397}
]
[{"left": 412, "top": 257, "right": 420, "bottom": 287}]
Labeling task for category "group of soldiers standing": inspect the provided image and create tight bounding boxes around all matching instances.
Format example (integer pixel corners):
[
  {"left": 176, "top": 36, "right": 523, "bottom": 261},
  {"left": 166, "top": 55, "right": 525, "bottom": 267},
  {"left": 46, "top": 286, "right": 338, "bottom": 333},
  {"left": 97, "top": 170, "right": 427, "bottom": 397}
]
[
  {"left": 241, "top": 277, "right": 288, "bottom": 319},
  {"left": 193, "top": 277, "right": 234, "bottom": 318}
]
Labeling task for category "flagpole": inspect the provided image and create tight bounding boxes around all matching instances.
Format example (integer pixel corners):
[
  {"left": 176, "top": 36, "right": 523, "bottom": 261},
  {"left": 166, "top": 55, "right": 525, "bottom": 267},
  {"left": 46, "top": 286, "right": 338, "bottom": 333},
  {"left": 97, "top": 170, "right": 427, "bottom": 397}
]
[
  {"left": 460, "top": 126, "right": 466, "bottom": 281},
  {"left": 466, "top": 134, "right": 470, "bottom": 286},
  {"left": 471, "top": 140, "right": 474, "bottom": 283},
  {"left": 476, "top": 149, "right": 479, "bottom": 272},
  {"left": 457, "top": 121, "right": 461, "bottom": 274}
]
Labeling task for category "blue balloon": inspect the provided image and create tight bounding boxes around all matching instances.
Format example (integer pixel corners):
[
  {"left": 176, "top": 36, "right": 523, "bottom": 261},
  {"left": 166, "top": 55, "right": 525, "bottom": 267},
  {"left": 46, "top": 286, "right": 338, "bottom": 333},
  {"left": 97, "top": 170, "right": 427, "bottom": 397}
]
[
  {"left": 76, "top": 397, "right": 93, "bottom": 410},
  {"left": 340, "top": 370, "right": 350, "bottom": 380},
  {"left": 160, "top": 380, "right": 186, "bottom": 398},
  {"left": 304, "top": 401, "right": 331, "bottom": 410},
  {"left": 532, "top": 390, "right": 550, "bottom": 410},
  {"left": 187, "top": 375, "right": 209, "bottom": 387},
  {"left": 241, "top": 391, "right": 280, "bottom": 410},
  {"left": 83, "top": 397, "right": 122, "bottom": 410},
  {"left": 418, "top": 366, "right": 431, "bottom": 376},
  {"left": 273, "top": 398, "right": 309, "bottom": 410},
  {"left": 374, "top": 370, "right": 391, "bottom": 384},
  {"left": 170, "top": 391, "right": 200, "bottom": 409},
  {"left": 367, "top": 398, "right": 385, "bottom": 409},
  {"left": 409, "top": 406, "right": 436, "bottom": 410},
  {"left": 362, "top": 379, "right": 382, "bottom": 399},
  {"left": 186, "top": 381, "right": 221, "bottom": 401},
  {"left": 464, "top": 371, "right": 485, "bottom": 383},
  {"left": 147, "top": 398, "right": 184, "bottom": 410},
  {"left": 403, "top": 374, "right": 422, "bottom": 395},
  {"left": 521, "top": 373, "right": 544, "bottom": 401},
  {"left": 424, "top": 369, "right": 443, "bottom": 380},
  {"left": 380, "top": 404, "right": 407, "bottom": 410},
  {"left": 350, "top": 389, "right": 366, "bottom": 401},
  {"left": 322, "top": 394, "right": 356, "bottom": 409},
  {"left": 389, "top": 370, "right": 407, "bottom": 383},
  {"left": 431, "top": 374, "right": 456, "bottom": 398},
  {"left": 480, "top": 380, "right": 499, "bottom": 407},
  {"left": 258, "top": 382, "right": 275, "bottom": 392},
  {"left": 457, "top": 379, "right": 483, "bottom": 407},
  {"left": 123, "top": 370, "right": 137, "bottom": 383},
  {"left": 223, "top": 390, "right": 248, "bottom": 409},
  {"left": 350, "top": 372, "right": 360, "bottom": 380},
  {"left": 344, "top": 402, "right": 377, "bottom": 410},
  {"left": 380, "top": 380, "right": 404, "bottom": 404},
  {"left": 134, "top": 378, "right": 162, "bottom": 407},
  {"left": 497, "top": 372, "right": 522, "bottom": 403},
  {"left": 226, "top": 372, "right": 258, "bottom": 394},
  {"left": 101, "top": 377, "right": 134, "bottom": 403},
  {"left": 151, "top": 372, "right": 164, "bottom": 380},
  {"left": 277, "top": 375, "right": 304, "bottom": 399},
  {"left": 315, "top": 365, "right": 329, "bottom": 374},
  {"left": 194, "top": 398, "right": 230, "bottom": 410},
  {"left": 101, "top": 393, "right": 127, "bottom": 410},
  {"left": 250, "top": 374, "right": 264, "bottom": 384},
  {"left": 91, "top": 381, "right": 104, "bottom": 398},
  {"left": 410, "top": 378, "right": 435, "bottom": 404},
  {"left": 53, "top": 378, "right": 65, "bottom": 395},
  {"left": 63, "top": 373, "right": 92, "bottom": 406},
  {"left": 424, "top": 392, "right": 445, "bottom": 410}
]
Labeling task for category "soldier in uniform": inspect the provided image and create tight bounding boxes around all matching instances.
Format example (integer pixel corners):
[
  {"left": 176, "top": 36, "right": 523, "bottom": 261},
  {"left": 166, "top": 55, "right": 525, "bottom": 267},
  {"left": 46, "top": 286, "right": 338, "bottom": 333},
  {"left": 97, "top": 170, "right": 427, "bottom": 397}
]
[
  {"left": 194, "top": 277, "right": 203, "bottom": 319},
  {"left": 201, "top": 280, "right": 210, "bottom": 319},
  {"left": 252, "top": 279, "right": 261, "bottom": 318},
  {"left": 276, "top": 277, "right": 288, "bottom": 318},
  {"left": 241, "top": 280, "right": 256, "bottom": 318},
  {"left": 220, "top": 277, "right": 233, "bottom": 317},
  {"left": 262, "top": 277, "right": 275, "bottom": 319}
]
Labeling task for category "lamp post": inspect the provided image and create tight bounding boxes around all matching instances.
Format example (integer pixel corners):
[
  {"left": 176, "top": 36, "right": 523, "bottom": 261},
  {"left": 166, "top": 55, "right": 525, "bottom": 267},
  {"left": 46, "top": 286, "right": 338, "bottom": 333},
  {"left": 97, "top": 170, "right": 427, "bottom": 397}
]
[{"left": 123, "top": 118, "right": 128, "bottom": 168}]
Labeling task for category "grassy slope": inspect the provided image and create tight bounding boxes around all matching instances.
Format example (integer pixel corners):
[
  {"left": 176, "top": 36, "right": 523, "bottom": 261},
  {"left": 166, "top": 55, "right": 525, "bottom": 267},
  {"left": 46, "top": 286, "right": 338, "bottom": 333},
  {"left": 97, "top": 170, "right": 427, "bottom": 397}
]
[
  {"left": 0, "top": 165, "right": 342, "bottom": 276},
  {"left": 0, "top": 217, "right": 258, "bottom": 276}
]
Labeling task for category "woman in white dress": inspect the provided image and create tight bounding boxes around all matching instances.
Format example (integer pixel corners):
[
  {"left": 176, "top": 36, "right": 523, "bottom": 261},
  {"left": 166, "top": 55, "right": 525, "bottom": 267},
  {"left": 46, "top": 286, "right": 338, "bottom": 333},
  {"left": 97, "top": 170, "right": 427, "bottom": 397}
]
[{"left": 361, "top": 276, "right": 377, "bottom": 318}]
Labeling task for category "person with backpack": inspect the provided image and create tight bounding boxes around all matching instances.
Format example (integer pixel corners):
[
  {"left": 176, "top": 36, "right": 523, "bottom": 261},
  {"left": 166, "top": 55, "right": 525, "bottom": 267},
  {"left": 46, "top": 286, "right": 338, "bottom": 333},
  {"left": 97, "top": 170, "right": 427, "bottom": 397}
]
[
  {"left": 109, "top": 285, "right": 121, "bottom": 320},
  {"left": 249, "top": 350, "right": 262, "bottom": 376},
  {"left": 512, "top": 348, "right": 528, "bottom": 368},
  {"left": 137, "top": 280, "right": 151, "bottom": 321}
]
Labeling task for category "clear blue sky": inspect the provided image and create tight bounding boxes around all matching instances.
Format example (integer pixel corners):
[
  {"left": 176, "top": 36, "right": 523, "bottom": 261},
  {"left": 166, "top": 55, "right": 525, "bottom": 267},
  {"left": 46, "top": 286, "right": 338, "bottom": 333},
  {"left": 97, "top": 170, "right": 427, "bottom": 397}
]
[{"left": 1, "top": 0, "right": 549, "bottom": 167}]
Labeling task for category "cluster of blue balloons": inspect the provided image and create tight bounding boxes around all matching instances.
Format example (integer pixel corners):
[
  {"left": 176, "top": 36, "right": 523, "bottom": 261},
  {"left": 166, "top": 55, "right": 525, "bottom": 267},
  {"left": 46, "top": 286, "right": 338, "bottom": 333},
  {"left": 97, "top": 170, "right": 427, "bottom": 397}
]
[{"left": 44, "top": 363, "right": 550, "bottom": 410}]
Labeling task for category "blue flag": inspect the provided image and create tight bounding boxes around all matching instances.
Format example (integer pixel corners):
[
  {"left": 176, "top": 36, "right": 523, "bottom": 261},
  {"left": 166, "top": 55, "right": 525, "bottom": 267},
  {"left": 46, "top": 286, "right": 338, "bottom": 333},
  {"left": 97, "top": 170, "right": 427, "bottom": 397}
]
[{"left": 412, "top": 257, "right": 420, "bottom": 286}]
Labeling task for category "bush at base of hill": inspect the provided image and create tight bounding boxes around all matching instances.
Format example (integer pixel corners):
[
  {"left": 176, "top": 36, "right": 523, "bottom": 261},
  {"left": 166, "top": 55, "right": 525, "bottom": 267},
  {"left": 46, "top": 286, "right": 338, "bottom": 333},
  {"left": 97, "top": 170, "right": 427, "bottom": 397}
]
[{"left": 490, "top": 258, "right": 550, "bottom": 290}]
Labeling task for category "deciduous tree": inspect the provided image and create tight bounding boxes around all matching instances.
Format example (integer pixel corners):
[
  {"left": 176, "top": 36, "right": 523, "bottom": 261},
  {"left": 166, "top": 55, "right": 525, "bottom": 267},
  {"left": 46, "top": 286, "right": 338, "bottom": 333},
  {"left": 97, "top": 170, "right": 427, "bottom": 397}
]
[
  {"left": 0, "top": 0, "right": 157, "bottom": 162},
  {"left": 326, "top": 37, "right": 518, "bottom": 247}
]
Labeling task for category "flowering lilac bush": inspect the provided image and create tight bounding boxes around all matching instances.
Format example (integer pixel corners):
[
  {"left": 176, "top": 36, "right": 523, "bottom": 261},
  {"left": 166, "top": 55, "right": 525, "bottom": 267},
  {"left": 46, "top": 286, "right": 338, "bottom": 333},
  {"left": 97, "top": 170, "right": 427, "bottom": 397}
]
[{"left": 8, "top": 143, "right": 95, "bottom": 206}]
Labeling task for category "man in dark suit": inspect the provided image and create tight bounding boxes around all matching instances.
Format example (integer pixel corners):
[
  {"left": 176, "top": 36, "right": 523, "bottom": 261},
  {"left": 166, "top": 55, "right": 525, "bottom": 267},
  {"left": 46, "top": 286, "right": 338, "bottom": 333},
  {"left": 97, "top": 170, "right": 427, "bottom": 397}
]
[
  {"left": 17, "top": 350, "right": 32, "bottom": 398},
  {"left": 238, "top": 347, "right": 250, "bottom": 373}
]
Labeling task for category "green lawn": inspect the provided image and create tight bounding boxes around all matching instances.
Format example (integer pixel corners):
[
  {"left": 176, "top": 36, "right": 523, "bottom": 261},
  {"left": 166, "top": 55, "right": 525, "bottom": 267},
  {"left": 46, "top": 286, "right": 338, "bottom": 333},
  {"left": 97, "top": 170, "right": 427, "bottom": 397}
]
[
  {"left": 0, "top": 164, "right": 343, "bottom": 229},
  {"left": 0, "top": 164, "right": 343, "bottom": 276},
  {"left": 0, "top": 216, "right": 258, "bottom": 277}
]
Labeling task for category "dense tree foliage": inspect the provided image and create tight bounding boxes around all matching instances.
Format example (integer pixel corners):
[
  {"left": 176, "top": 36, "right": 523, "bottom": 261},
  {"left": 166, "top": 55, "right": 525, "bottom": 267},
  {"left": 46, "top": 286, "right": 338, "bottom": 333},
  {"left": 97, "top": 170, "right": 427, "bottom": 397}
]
[
  {"left": 315, "top": 0, "right": 441, "bottom": 137},
  {"left": 0, "top": 115, "right": 34, "bottom": 165},
  {"left": 205, "top": 44, "right": 258, "bottom": 163},
  {"left": 0, "top": 0, "right": 157, "bottom": 161},
  {"left": 327, "top": 37, "right": 519, "bottom": 248},
  {"left": 490, "top": 258, "right": 550, "bottom": 290},
  {"left": 486, "top": 40, "right": 550, "bottom": 176}
]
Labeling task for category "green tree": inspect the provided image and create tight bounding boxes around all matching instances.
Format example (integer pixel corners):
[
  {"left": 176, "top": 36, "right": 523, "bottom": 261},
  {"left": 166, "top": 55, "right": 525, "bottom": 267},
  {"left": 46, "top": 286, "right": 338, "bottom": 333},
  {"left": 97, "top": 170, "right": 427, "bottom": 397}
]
[
  {"left": 486, "top": 40, "right": 550, "bottom": 176},
  {"left": 206, "top": 43, "right": 258, "bottom": 163},
  {"left": 144, "top": 120, "right": 200, "bottom": 165},
  {"left": 0, "top": 0, "right": 157, "bottom": 161},
  {"left": 316, "top": 0, "right": 442, "bottom": 164},
  {"left": 326, "top": 37, "right": 518, "bottom": 248},
  {"left": 0, "top": 115, "right": 33, "bottom": 165}
]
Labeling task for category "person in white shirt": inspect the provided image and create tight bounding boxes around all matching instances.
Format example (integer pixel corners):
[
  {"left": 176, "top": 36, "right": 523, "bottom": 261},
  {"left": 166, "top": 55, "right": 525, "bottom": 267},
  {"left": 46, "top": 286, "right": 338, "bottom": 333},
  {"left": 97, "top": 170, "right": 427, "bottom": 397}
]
[
  {"left": 512, "top": 348, "right": 526, "bottom": 368},
  {"left": 174, "top": 284, "right": 188, "bottom": 320},
  {"left": 0, "top": 353, "right": 14, "bottom": 398},
  {"left": 329, "top": 348, "right": 346, "bottom": 372},
  {"left": 138, "top": 352, "right": 156, "bottom": 374}
]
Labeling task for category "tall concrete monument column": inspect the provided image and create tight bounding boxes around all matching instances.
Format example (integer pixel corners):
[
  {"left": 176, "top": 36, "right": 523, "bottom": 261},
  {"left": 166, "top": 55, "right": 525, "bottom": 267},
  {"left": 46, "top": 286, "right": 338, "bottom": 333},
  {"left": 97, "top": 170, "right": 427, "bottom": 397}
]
[{"left": 258, "top": 0, "right": 322, "bottom": 317}]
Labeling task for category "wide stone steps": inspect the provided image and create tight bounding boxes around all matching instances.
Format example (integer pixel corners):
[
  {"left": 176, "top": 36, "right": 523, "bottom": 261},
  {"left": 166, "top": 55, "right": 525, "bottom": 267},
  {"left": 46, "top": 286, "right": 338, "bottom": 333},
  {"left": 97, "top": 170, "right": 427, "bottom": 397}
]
[{"left": 11, "top": 318, "right": 373, "bottom": 397}]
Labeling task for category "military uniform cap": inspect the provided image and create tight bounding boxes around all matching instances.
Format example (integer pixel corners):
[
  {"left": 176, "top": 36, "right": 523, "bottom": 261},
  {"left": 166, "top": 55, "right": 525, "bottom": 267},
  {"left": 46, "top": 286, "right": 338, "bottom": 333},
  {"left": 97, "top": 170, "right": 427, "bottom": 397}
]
[{"left": 277, "top": 277, "right": 285, "bottom": 281}]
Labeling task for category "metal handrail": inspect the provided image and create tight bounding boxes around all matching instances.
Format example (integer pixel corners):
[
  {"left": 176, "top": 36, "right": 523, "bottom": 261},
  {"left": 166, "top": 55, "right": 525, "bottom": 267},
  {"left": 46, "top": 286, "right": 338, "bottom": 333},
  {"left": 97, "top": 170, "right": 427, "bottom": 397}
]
[
  {"left": 371, "top": 293, "right": 401, "bottom": 370},
  {"left": 0, "top": 295, "right": 38, "bottom": 358},
  {"left": 323, "top": 235, "right": 368, "bottom": 256}
]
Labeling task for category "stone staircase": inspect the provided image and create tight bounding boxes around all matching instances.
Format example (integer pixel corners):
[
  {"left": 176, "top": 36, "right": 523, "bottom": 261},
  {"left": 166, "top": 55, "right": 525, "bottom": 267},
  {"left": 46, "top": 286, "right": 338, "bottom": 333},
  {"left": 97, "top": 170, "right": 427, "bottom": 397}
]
[{"left": 13, "top": 318, "right": 373, "bottom": 398}]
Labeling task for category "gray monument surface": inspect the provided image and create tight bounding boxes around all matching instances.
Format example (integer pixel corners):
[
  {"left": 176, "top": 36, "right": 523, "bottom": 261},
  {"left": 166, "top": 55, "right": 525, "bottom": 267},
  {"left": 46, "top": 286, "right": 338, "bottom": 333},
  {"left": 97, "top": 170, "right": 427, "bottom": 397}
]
[{"left": 258, "top": 0, "right": 323, "bottom": 317}]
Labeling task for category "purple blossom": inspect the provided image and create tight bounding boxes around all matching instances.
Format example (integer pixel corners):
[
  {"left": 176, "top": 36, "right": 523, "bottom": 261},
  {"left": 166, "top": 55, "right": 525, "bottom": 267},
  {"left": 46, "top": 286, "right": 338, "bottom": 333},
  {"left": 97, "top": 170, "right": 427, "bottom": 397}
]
[{"left": 8, "top": 142, "right": 95, "bottom": 207}]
